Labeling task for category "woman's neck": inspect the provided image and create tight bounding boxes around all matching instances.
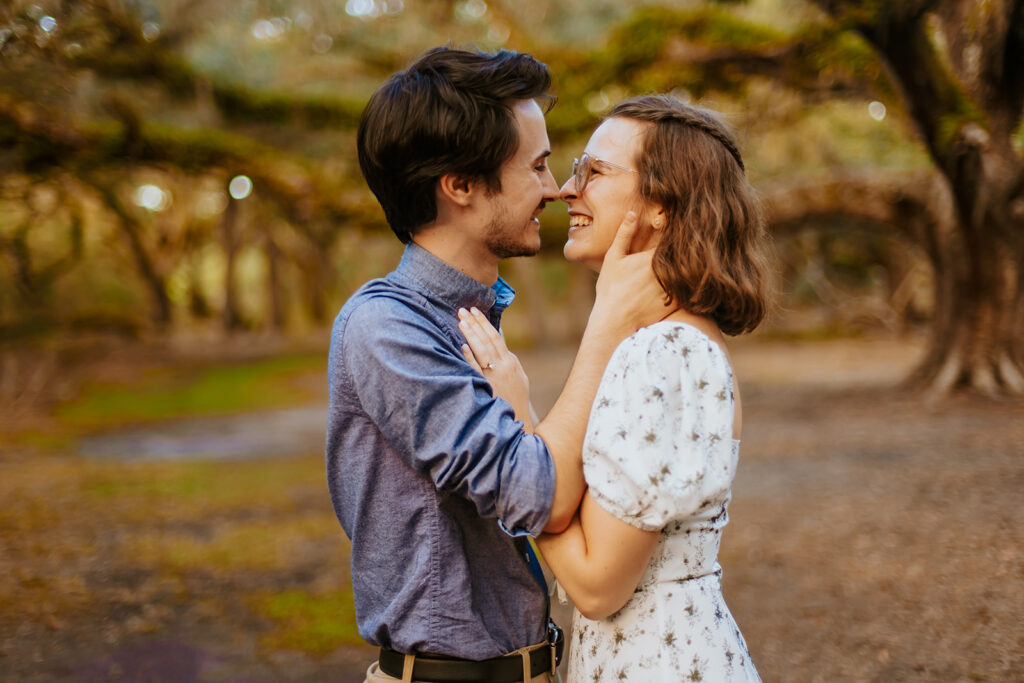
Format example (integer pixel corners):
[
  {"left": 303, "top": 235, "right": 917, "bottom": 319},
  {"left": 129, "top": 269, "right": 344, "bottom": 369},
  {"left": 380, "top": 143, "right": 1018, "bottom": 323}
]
[{"left": 660, "top": 308, "right": 724, "bottom": 344}]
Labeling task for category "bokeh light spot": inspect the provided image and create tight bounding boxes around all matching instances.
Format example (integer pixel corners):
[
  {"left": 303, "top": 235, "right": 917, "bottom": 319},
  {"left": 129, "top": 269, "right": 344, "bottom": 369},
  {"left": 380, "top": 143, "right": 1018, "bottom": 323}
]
[
  {"left": 141, "top": 21, "right": 160, "bottom": 42},
  {"left": 312, "top": 34, "right": 333, "bottom": 54},
  {"left": 252, "top": 20, "right": 277, "bottom": 41},
  {"left": 39, "top": 16, "right": 57, "bottom": 33},
  {"left": 346, "top": 0, "right": 377, "bottom": 18},
  {"left": 135, "top": 185, "right": 170, "bottom": 212},
  {"left": 458, "top": 0, "right": 488, "bottom": 20},
  {"left": 487, "top": 24, "right": 510, "bottom": 45},
  {"left": 586, "top": 90, "right": 611, "bottom": 115},
  {"left": 294, "top": 11, "right": 313, "bottom": 31},
  {"left": 868, "top": 101, "right": 887, "bottom": 121},
  {"left": 229, "top": 176, "right": 253, "bottom": 200}
]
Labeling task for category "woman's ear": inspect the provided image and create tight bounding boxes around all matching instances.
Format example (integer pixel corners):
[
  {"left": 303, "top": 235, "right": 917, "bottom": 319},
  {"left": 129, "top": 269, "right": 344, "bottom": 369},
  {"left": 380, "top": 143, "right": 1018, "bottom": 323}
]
[
  {"left": 438, "top": 174, "right": 475, "bottom": 208},
  {"left": 630, "top": 205, "right": 665, "bottom": 252},
  {"left": 650, "top": 206, "right": 667, "bottom": 231}
]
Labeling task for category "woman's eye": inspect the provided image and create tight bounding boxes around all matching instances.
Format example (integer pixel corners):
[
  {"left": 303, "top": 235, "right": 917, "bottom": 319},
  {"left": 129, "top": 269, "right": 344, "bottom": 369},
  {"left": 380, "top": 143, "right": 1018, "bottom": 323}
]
[{"left": 534, "top": 163, "right": 548, "bottom": 172}]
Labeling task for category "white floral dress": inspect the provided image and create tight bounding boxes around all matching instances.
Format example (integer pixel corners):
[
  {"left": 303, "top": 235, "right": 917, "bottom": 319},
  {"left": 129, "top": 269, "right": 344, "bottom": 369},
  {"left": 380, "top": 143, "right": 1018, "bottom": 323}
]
[{"left": 565, "top": 321, "right": 760, "bottom": 682}]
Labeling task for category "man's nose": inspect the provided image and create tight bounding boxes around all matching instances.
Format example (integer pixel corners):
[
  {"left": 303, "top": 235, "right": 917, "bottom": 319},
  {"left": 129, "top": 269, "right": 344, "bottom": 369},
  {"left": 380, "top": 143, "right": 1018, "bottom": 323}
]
[{"left": 542, "top": 168, "right": 559, "bottom": 199}]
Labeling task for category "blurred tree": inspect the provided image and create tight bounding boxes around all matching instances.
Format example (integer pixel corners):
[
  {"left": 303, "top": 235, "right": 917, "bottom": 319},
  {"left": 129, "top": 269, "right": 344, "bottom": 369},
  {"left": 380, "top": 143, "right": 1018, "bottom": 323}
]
[
  {"left": 825, "top": 0, "right": 1024, "bottom": 397},
  {"left": 1, "top": 0, "right": 1020, "bottom": 397},
  {"left": 0, "top": 0, "right": 376, "bottom": 337}
]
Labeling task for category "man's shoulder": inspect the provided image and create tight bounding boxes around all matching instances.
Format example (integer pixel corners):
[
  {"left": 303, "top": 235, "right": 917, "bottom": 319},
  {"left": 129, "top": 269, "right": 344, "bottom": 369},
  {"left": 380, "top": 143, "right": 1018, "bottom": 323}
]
[{"left": 333, "top": 276, "right": 441, "bottom": 345}]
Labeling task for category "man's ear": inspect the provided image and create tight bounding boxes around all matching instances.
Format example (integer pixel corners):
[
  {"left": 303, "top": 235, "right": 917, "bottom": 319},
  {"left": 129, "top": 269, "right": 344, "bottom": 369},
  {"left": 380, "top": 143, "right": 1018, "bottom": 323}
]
[{"left": 438, "top": 173, "right": 475, "bottom": 208}]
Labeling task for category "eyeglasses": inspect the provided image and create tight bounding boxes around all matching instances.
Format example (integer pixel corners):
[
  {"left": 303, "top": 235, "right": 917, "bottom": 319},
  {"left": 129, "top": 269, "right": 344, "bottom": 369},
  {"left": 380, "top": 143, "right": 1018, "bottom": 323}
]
[{"left": 571, "top": 153, "right": 637, "bottom": 194}]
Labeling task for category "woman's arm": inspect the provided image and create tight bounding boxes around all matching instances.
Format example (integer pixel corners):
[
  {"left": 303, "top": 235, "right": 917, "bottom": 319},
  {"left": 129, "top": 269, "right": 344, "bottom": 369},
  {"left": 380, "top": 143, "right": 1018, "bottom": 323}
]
[
  {"left": 538, "top": 492, "right": 659, "bottom": 620},
  {"left": 460, "top": 215, "right": 674, "bottom": 533}
]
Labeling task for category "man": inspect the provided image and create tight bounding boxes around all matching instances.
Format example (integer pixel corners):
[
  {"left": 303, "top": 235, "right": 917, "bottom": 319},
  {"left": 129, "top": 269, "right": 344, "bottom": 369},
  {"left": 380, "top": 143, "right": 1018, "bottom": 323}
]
[{"left": 326, "top": 47, "right": 666, "bottom": 683}]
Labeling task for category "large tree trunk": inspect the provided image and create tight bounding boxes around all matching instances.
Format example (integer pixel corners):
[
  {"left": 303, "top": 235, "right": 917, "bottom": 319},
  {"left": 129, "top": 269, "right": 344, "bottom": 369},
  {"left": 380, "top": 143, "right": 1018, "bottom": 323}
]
[
  {"left": 911, "top": 204, "right": 1024, "bottom": 395},
  {"left": 842, "top": 0, "right": 1024, "bottom": 396}
]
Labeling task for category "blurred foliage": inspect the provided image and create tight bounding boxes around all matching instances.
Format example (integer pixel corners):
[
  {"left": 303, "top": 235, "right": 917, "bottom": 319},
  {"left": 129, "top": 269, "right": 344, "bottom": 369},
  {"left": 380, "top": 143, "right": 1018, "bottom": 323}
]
[
  {"left": 0, "top": 0, "right": 941, "bottom": 346},
  {"left": 2, "top": 0, "right": 1021, "bottom": 397}
]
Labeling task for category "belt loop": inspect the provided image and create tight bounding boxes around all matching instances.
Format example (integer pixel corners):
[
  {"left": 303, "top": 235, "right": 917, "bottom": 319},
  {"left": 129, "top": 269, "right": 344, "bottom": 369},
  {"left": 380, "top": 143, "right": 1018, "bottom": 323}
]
[
  {"left": 401, "top": 653, "right": 415, "bottom": 683},
  {"left": 519, "top": 647, "right": 531, "bottom": 682}
]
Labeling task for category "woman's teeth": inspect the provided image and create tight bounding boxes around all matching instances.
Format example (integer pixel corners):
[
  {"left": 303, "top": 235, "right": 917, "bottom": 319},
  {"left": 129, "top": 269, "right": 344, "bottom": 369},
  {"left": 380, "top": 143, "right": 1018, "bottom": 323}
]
[{"left": 569, "top": 215, "right": 592, "bottom": 228}]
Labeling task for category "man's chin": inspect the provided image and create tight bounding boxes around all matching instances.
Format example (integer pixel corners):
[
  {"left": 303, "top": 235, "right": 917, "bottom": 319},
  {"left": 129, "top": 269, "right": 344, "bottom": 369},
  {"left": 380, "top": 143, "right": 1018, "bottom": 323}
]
[
  {"left": 488, "top": 238, "right": 541, "bottom": 259},
  {"left": 492, "top": 246, "right": 540, "bottom": 259}
]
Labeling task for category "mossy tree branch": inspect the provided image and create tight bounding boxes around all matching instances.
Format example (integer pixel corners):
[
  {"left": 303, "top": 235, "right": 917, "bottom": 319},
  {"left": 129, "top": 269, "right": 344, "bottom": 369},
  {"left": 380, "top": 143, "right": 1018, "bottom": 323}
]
[
  {"left": 539, "top": 6, "right": 901, "bottom": 139},
  {"left": 0, "top": 94, "right": 375, "bottom": 228}
]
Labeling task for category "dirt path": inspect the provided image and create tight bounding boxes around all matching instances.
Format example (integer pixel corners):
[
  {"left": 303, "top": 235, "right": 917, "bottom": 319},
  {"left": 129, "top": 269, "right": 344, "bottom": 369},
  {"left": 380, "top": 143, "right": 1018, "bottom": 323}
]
[
  {"left": 724, "top": 383, "right": 1023, "bottom": 681},
  {"left": 78, "top": 406, "right": 328, "bottom": 463}
]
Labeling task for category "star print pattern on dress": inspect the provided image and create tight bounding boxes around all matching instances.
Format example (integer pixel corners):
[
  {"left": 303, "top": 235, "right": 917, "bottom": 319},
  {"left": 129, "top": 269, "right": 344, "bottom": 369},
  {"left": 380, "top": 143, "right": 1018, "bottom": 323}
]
[{"left": 565, "top": 321, "right": 760, "bottom": 682}]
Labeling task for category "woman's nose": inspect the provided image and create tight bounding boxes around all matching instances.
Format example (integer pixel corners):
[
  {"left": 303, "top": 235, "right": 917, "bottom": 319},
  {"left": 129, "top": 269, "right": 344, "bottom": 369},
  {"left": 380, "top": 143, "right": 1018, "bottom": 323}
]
[{"left": 558, "top": 177, "right": 578, "bottom": 201}]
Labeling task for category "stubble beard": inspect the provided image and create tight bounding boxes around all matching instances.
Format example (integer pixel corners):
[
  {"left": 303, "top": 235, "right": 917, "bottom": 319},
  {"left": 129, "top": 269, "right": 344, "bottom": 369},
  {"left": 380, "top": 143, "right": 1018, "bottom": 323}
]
[{"left": 484, "top": 202, "right": 541, "bottom": 260}]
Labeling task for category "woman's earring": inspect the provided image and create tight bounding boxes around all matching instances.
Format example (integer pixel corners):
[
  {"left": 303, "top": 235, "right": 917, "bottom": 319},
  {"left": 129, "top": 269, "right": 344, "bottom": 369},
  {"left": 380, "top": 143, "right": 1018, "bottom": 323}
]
[{"left": 653, "top": 217, "right": 664, "bottom": 229}]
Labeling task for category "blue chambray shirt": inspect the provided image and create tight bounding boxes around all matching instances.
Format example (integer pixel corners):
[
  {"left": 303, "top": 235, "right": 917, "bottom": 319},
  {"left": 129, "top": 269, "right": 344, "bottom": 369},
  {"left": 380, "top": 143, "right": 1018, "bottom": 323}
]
[{"left": 326, "top": 242, "right": 555, "bottom": 660}]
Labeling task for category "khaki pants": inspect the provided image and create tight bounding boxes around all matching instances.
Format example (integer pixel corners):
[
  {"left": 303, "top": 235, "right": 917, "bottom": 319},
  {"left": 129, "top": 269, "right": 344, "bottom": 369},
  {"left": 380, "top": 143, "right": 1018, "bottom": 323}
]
[{"left": 364, "top": 642, "right": 559, "bottom": 683}]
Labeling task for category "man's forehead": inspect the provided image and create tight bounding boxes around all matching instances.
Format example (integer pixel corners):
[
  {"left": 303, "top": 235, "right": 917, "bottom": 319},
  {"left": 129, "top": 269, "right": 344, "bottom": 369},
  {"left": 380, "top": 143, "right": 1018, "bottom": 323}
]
[{"left": 511, "top": 99, "right": 550, "bottom": 158}]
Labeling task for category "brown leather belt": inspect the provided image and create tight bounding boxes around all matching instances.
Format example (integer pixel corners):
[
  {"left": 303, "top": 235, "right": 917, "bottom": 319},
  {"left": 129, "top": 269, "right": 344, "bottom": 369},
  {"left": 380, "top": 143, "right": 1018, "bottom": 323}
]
[{"left": 378, "top": 643, "right": 554, "bottom": 682}]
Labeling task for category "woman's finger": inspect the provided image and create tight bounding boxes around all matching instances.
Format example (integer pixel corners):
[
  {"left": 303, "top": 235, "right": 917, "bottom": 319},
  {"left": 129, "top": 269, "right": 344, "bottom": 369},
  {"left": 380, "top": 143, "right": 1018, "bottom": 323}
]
[
  {"left": 459, "top": 308, "right": 502, "bottom": 362},
  {"left": 605, "top": 210, "right": 639, "bottom": 259},
  {"left": 458, "top": 310, "right": 497, "bottom": 366},
  {"left": 470, "top": 307, "right": 508, "bottom": 352},
  {"left": 461, "top": 344, "right": 484, "bottom": 374}
]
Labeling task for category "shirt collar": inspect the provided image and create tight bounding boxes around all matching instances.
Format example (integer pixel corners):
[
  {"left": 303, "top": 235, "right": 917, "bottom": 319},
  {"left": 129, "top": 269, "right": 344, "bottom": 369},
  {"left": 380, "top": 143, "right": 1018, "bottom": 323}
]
[{"left": 391, "top": 242, "right": 516, "bottom": 318}]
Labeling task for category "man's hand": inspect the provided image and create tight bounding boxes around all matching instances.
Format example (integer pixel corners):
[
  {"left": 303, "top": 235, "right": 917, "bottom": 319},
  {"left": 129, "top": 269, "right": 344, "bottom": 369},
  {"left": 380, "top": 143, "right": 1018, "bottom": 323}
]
[{"left": 592, "top": 211, "right": 675, "bottom": 334}]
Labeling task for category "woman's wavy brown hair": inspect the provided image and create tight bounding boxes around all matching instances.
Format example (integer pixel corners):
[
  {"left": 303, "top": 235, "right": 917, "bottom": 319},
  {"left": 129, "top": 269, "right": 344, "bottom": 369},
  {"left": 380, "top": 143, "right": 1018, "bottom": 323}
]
[{"left": 609, "top": 95, "right": 770, "bottom": 335}]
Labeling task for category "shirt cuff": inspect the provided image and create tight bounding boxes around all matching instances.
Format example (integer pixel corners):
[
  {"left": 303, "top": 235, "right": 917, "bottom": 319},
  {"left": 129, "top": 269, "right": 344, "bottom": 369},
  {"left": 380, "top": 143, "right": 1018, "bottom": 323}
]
[{"left": 495, "top": 433, "right": 555, "bottom": 537}]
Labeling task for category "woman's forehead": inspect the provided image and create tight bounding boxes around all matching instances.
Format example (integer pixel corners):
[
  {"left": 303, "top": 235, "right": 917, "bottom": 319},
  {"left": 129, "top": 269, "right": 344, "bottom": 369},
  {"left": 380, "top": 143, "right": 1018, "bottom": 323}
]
[{"left": 585, "top": 117, "right": 648, "bottom": 162}]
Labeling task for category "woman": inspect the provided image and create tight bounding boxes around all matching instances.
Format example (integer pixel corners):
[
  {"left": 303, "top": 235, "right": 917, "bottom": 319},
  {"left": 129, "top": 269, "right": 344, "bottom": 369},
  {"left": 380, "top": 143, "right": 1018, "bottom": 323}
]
[{"left": 460, "top": 95, "right": 768, "bottom": 682}]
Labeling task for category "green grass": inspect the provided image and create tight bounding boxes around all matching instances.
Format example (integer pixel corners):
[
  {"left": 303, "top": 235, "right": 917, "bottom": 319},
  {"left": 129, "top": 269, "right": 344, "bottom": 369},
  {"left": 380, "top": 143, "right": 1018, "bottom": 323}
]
[
  {"left": 55, "top": 351, "right": 326, "bottom": 432},
  {"left": 254, "top": 589, "right": 363, "bottom": 655},
  {"left": 80, "top": 457, "right": 325, "bottom": 507}
]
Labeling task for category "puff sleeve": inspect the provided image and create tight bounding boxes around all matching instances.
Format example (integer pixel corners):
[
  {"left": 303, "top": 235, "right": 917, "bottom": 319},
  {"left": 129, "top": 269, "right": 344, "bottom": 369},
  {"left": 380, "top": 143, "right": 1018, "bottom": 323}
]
[{"left": 582, "top": 323, "right": 739, "bottom": 531}]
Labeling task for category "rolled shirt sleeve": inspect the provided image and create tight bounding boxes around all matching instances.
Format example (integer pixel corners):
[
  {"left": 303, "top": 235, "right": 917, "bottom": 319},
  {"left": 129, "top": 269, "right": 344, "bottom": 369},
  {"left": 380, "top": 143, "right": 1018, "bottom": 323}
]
[{"left": 342, "top": 295, "right": 554, "bottom": 537}]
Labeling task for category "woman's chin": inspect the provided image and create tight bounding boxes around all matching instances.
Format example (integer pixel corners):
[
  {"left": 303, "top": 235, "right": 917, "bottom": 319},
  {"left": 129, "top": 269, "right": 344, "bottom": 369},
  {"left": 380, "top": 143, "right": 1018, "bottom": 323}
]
[
  {"left": 564, "top": 242, "right": 605, "bottom": 272},
  {"left": 563, "top": 240, "right": 582, "bottom": 263}
]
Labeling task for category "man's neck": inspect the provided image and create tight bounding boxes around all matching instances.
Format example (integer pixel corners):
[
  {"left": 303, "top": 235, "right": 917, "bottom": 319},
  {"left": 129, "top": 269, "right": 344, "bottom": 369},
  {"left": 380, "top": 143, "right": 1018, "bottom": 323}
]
[{"left": 411, "top": 232, "right": 500, "bottom": 287}]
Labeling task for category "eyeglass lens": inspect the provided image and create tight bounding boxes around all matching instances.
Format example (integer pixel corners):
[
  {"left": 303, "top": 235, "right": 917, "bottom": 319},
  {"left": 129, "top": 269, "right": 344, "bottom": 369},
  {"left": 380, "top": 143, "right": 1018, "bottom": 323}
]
[{"left": 572, "top": 154, "right": 591, "bottom": 193}]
